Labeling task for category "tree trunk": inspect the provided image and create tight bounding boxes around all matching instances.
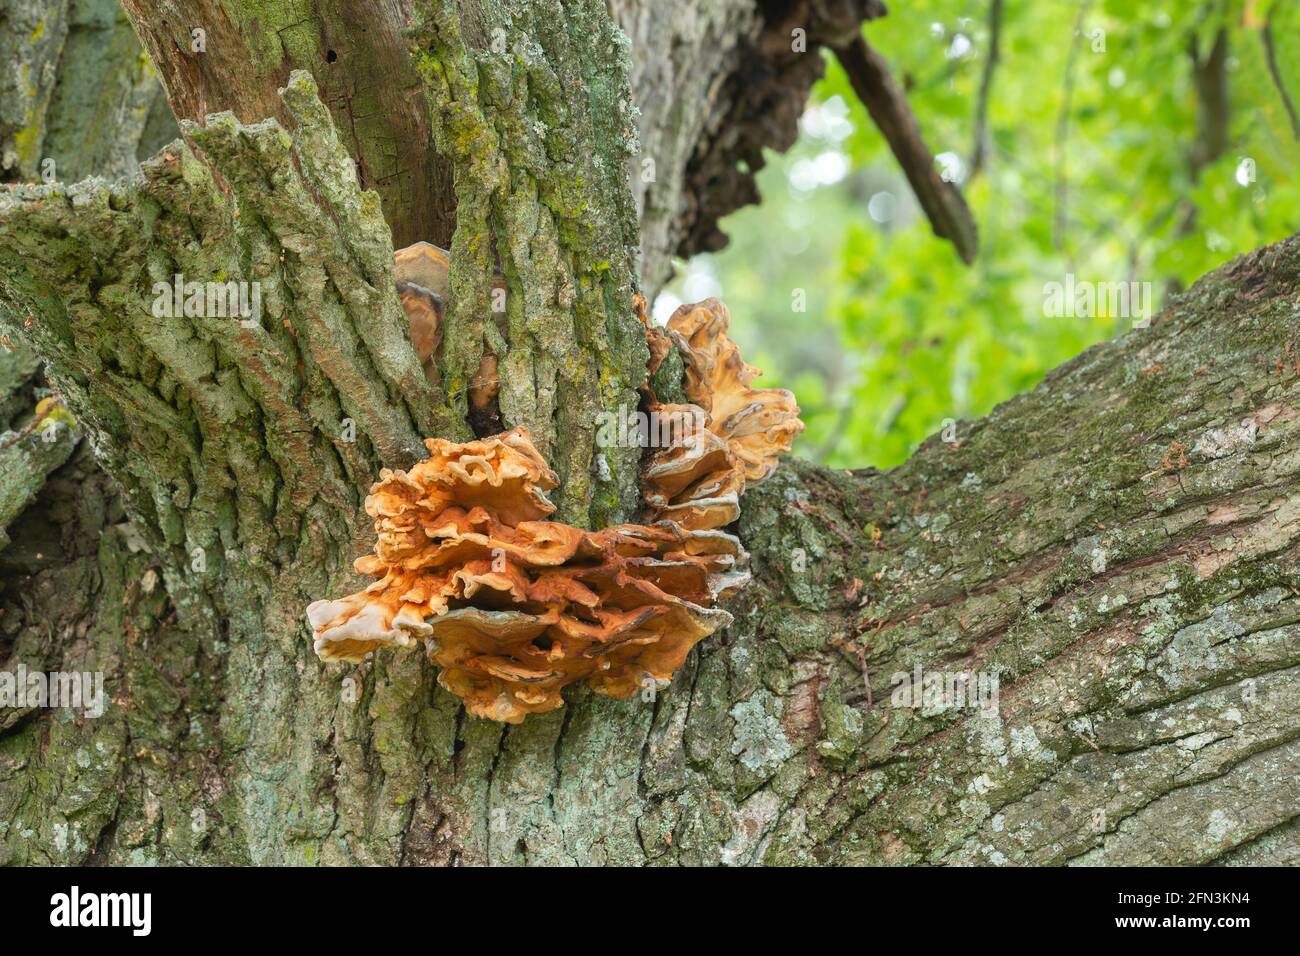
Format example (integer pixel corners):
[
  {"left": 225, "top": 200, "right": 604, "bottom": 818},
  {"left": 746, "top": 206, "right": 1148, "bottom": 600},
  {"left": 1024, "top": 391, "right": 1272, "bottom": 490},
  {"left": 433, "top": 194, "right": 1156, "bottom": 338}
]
[
  {"left": 116, "top": 0, "right": 455, "bottom": 252},
  {"left": 1, "top": 1, "right": 1298, "bottom": 867}
]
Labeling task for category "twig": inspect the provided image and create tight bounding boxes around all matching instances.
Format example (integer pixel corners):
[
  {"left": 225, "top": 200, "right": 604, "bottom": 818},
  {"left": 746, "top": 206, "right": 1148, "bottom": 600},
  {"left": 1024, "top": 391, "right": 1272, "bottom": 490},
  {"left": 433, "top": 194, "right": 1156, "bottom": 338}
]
[
  {"left": 1189, "top": 29, "right": 1230, "bottom": 174},
  {"left": 0, "top": 395, "right": 63, "bottom": 451},
  {"left": 1262, "top": 3, "right": 1300, "bottom": 139},
  {"left": 969, "top": 0, "right": 1003, "bottom": 178},
  {"left": 835, "top": 35, "right": 979, "bottom": 264},
  {"left": 1179, "top": 27, "right": 1230, "bottom": 235}
]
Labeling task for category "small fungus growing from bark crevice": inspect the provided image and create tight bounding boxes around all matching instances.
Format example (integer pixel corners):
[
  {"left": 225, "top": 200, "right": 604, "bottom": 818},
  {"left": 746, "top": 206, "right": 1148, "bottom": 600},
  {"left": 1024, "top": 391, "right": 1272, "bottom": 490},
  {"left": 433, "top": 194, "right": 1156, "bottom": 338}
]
[{"left": 393, "top": 240, "right": 503, "bottom": 432}]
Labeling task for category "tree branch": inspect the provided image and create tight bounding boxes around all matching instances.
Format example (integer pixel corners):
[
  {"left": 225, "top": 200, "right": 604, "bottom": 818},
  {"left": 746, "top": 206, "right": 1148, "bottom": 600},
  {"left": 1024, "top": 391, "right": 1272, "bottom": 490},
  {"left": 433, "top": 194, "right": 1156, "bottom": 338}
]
[
  {"left": 1189, "top": 28, "right": 1231, "bottom": 177},
  {"left": 835, "top": 35, "right": 979, "bottom": 264},
  {"left": 1178, "top": 27, "right": 1231, "bottom": 238},
  {"left": 621, "top": 0, "right": 887, "bottom": 296},
  {"left": 1261, "top": 4, "right": 1300, "bottom": 139}
]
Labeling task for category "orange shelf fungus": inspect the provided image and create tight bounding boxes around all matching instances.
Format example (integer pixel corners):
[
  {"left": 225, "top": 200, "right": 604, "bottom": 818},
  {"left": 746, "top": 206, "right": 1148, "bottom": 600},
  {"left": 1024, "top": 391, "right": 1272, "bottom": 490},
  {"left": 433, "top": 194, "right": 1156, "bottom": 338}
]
[
  {"left": 393, "top": 241, "right": 503, "bottom": 422},
  {"left": 393, "top": 241, "right": 450, "bottom": 385},
  {"left": 639, "top": 299, "right": 804, "bottom": 534},
  {"left": 307, "top": 258, "right": 803, "bottom": 724},
  {"left": 641, "top": 405, "right": 744, "bottom": 531},
  {"left": 307, "top": 428, "right": 742, "bottom": 723},
  {"left": 664, "top": 298, "right": 805, "bottom": 484}
]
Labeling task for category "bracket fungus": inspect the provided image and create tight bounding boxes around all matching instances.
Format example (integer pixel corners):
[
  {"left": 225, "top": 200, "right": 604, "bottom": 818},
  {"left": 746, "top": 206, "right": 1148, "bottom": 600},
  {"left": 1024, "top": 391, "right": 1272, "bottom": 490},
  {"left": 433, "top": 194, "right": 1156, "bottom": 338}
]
[
  {"left": 306, "top": 260, "right": 803, "bottom": 724},
  {"left": 393, "top": 241, "right": 449, "bottom": 385},
  {"left": 307, "top": 428, "right": 743, "bottom": 723},
  {"left": 664, "top": 299, "right": 805, "bottom": 483},
  {"left": 640, "top": 299, "right": 804, "bottom": 533}
]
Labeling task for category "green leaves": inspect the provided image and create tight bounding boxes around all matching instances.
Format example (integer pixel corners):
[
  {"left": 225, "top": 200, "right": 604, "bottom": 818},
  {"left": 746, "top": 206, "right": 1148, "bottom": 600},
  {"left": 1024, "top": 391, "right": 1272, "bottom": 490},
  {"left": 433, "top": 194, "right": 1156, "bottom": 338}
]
[{"left": 670, "top": 2, "right": 1300, "bottom": 470}]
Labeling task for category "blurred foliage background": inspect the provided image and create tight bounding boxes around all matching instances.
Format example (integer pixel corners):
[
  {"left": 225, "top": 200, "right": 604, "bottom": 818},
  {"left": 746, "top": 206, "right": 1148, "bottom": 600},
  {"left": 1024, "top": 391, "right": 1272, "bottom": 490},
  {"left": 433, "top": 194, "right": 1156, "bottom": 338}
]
[{"left": 658, "top": 0, "right": 1300, "bottom": 469}]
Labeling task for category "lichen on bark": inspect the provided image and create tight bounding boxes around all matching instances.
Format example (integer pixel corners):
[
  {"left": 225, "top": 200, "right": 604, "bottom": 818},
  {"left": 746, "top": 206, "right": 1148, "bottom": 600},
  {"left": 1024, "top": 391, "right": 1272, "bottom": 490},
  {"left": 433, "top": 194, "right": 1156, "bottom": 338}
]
[
  {"left": 117, "top": 0, "right": 454, "bottom": 251},
  {"left": 0, "top": 72, "right": 458, "bottom": 862},
  {"left": 1, "top": 0, "right": 176, "bottom": 185}
]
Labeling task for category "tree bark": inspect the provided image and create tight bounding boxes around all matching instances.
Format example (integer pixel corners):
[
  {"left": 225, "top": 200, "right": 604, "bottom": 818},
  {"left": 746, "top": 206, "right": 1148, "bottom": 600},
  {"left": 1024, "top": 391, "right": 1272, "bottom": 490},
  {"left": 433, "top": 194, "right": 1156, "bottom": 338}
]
[
  {"left": 1, "top": 1, "right": 1298, "bottom": 867},
  {"left": 116, "top": 0, "right": 884, "bottom": 298},
  {"left": 116, "top": 0, "right": 456, "bottom": 253},
  {"left": 615, "top": 0, "right": 885, "bottom": 296},
  {"left": 1, "top": 0, "right": 178, "bottom": 184}
]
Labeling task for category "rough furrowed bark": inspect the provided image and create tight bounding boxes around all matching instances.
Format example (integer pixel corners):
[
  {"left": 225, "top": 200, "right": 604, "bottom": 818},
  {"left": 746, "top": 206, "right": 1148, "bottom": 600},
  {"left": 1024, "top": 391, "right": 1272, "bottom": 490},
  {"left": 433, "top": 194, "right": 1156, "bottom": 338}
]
[
  {"left": 0, "top": 407, "right": 77, "bottom": 554},
  {"left": 0, "top": 0, "right": 175, "bottom": 567},
  {"left": 0, "top": 0, "right": 70, "bottom": 181},
  {"left": 726, "top": 241, "right": 1300, "bottom": 865},
  {"left": 0, "top": 438, "right": 228, "bottom": 866},
  {"left": 408, "top": 0, "right": 648, "bottom": 526},
  {"left": 0, "top": 72, "right": 456, "bottom": 863},
  {"left": 111, "top": 0, "right": 887, "bottom": 302},
  {"left": 0, "top": 345, "right": 77, "bottom": 553},
  {"left": 5, "top": 192, "right": 1299, "bottom": 863},
  {"left": 0, "top": 73, "right": 448, "bottom": 549},
  {"left": 118, "top": 0, "right": 455, "bottom": 251},
  {"left": 390, "top": 237, "right": 1300, "bottom": 865}
]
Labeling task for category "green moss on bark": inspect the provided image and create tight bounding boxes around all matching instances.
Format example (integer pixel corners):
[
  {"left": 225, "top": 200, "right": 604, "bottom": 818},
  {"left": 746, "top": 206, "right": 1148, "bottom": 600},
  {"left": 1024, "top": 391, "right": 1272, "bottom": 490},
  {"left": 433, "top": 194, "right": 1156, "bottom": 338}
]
[{"left": 410, "top": 0, "right": 647, "bottom": 527}]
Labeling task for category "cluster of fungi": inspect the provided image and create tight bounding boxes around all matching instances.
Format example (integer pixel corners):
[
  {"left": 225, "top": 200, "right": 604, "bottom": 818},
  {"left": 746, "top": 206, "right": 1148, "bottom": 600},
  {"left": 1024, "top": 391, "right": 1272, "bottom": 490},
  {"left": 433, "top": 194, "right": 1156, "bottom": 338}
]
[{"left": 305, "top": 244, "right": 803, "bottom": 723}]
